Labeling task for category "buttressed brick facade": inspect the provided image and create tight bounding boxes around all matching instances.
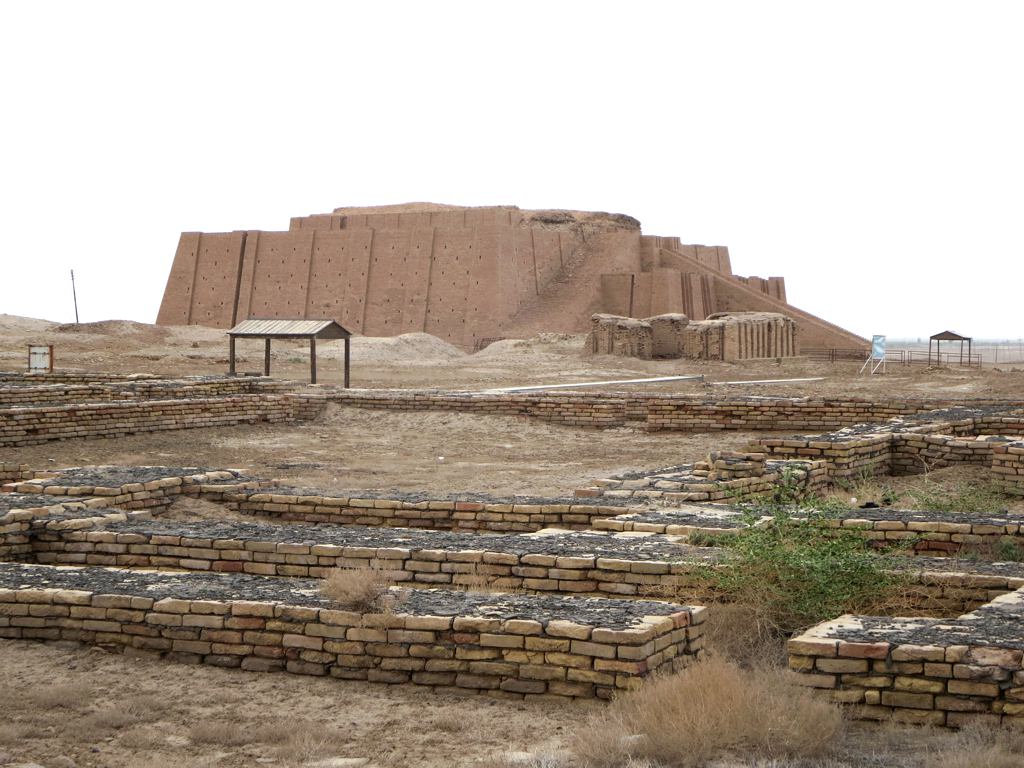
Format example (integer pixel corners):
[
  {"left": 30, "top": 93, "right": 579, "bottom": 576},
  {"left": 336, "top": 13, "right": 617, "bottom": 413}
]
[{"left": 157, "top": 203, "right": 866, "bottom": 351}]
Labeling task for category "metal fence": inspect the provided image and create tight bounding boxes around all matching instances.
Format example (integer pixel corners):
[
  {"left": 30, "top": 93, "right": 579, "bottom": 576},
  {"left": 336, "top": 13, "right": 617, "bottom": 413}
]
[
  {"left": 803, "top": 347, "right": 869, "bottom": 362},
  {"left": 806, "top": 346, "right": 998, "bottom": 368}
]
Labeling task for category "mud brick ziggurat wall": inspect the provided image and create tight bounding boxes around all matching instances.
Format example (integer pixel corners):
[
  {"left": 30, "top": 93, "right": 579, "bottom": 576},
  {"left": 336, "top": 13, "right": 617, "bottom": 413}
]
[{"left": 156, "top": 203, "right": 866, "bottom": 351}]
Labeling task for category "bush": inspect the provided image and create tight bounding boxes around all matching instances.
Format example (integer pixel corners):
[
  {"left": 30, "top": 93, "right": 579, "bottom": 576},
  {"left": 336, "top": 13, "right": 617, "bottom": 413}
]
[
  {"left": 320, "top": 566, "right": 395, "bottom": 612},
  {"left": 697, "top": 509, "right": 904, "bottom": 634},
  {"left": 572, "top": 656, "right": 843, "bottom": 768}
]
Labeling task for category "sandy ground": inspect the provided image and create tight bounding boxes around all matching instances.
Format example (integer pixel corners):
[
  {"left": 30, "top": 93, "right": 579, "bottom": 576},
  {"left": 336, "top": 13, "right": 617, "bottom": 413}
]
[
  {"left": 0, "top": 639, "right": 591, "bottom": 768},
  {"left": 0, "top": 638, "right": 1015, "bottom": 768},
  {"left": 0, "top": 405, "right": 771, "bottom": 498},
  {"left": 2, "top": 315, "right": 1024, "bottom": 767},
  {"left": 3, "top": 314, "right": 1023, "bottom": 398}
]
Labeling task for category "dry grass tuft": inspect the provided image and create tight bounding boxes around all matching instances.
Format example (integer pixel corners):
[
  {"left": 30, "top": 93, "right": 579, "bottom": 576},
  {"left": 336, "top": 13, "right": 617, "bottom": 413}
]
[
  {"left": 479, "top": 752, "right": 572, "bottom": 768},
  {"left": 25, "top": 682, "right": 94, "bottom": 712},
  {"left": 0, "top": 722, "right": 36, "bottom": 744},
  {"left": 189, "top": 720, "right": 253, "bottom": 747},
  {"left": 429, "top": 713, "right": 468, "bottom": 733},
  {"left": 60, "top": 693, "right": 173, "bottom": 740},
  {"left": 700, "top": 602, "right": 787, "bottom": 668},
  {"left": 118, "top": 726, "right": 168, "bottom": 750},
  {"left": 459, "top": 572, "right": 525, "bottom": 596},
  {"left": 572, "top": 656, "right": 843, "bottom": 767},
  {"left": 320, "top": 565, "right": 396, "bottom": 612},
  {"left": 923, "top": 722, "right": 1024, "bottom": 768},
  {"left": 188, "top": 717, "right": 346, "bottom": 760}
]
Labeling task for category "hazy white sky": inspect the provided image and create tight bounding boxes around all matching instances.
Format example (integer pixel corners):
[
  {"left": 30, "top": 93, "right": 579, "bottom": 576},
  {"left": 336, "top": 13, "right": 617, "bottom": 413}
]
[{"left": 1, "top": 1, "right": 1021, "bottom": 339}]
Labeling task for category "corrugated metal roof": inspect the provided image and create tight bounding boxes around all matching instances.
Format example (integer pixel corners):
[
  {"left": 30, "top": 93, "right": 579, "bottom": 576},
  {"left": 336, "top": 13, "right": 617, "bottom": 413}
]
[{"left": 227, "top": 319, "right": 351, "bottom": 338}]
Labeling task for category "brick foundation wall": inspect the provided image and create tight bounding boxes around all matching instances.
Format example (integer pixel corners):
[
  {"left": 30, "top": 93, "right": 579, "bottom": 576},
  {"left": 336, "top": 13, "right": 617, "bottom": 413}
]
[
  {"left": 891, "top": 435, "right": 997, "bottom": 476},
  {"left": 757, "top": 434, "right": 895, "bottom": 482},
  {"left": 993, "top": 442, "right": 1024, "bottom": 496},
  {"left": 0, "top": 372, "right": 160, "bottom": 384},
  {"left": 757, "top": 427, "right": 1024, "bottom": 496},
  {"left": 4, "top": 472, "right": 275, "bottom": 511},
  {"left": 323, "top": 390, "right": 1023, "bottom": 433},
  {"left": 3, "top": 381, "right": 1021, "bottom": 447},
  {"left": 30, "top": 528, "right": 709, "bottom": 599},
  {"left": 0, "top": 566, "right": 704, "bottom": 699},
  {"left": 18, "top": 512, "right": 1018, "bottom": 616},
  {"left": 0, "top": 394, "right": 325, "bottom": 447},
  {"left": 0, "top": 463, "right": 32, "bottom": 483},
  {"left": 575, "top": 460, "right": 830, "bottom": 503},
  {"left": 225, "top": 492, "right": 634, "bottom": 533},
  {"left": 788, "top": 589, "right": 1024, "bottom": 727},
  {"left": 0, "top": 377, "right": 288, "bottom": 408}
]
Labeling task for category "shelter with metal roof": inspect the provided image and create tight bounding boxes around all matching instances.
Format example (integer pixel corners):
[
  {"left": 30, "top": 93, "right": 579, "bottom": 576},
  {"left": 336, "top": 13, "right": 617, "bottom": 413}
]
[
  {"left": 928, "top": 330, "right": 974, "bottom": 367},
  {"left": 226, "top": 319, "right": 352, "bottom": 386}
]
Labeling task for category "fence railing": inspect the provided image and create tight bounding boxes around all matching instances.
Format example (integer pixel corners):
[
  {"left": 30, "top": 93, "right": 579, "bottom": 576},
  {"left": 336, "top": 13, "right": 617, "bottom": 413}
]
[
  {"left": 904, "top": 350, "right": 982, "bottom": 368},
  {"left": 802, "top": 347, "right": 869, "bottom": 362},
  {"left": 805, "top": 347, "right": 983, "bottom": 367}
]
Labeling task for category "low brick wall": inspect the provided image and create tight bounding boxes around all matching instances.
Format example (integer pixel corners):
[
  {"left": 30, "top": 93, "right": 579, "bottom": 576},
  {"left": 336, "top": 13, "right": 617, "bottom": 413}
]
[
  {"left": 757, "top": 434, "right": 894, "bottom": 482},
  {"left": 29, "top": 522, "right": 714, "bottom": 599},
  {"left": 327, "top": 389, "right": 630, "bottom": 428},
  {"left": 638, "top": 398, "right": 1020, "bottom": 433},
  {"left": 323, "top": 389, "right": 1024, "bottom": 433},
  {"left": 225, "top": 489, "right": 635, "bottom": 533},
  {"left": 0, "top": 463, "right": 32, "bottom": 483},
  {"left": 890, "top": 434, "right": 997, "bottom": 476},
  {"left": 0, "top": 497, "right": 125, "bottom": 561},
  {"left": 4, "top": 378, "right": 1021, "bottom": 448},
  {"left": 0, "top": 394, "right": 325, "bottom": 447},
  {"left": 757, "top": 431, "right": 1000, "bottom": 484},
  {"left": 755, "top": 415, "right": 1024, "bottom": 496},
  {"left": 0, "top": 376, "right": 289, "bottom": 408},
  {"left": 820, "top": 512, "right": 1024, "bottom": 556},
  {"left": 993, "top": 442, "right": 1024, "bottom": 497},
  {"left": 0, "top": 564, "right": 704, "bottom": 699},
  {"left": 4, "top": 468, "right": 276, "bottom": 511},
  {"left": 595, "top": 503, "right": 1024, "bottom": 558},
  {"left": 788, "top": 587, "right": 1024, "bottom": 727},
  {"left": 0, "top": 372, "right": 160, "bottom": 384},
  {"left": 575, "top": 459, "right": 829, "bottom": 503},
  {"left": 22, "top": 513, "right": 1024, "bottom": 615}
]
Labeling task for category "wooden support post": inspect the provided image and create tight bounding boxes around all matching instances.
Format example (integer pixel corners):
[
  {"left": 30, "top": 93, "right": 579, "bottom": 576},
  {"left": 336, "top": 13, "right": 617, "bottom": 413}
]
[
  {"left": 229, "top": 336, "right": 236, "bottom": 376},
  {"left": 310, "top": 338, "right": 317, "bottom": 384},
  {"left": 264, "top": 338, "right": 271, "bottom": 376},
  {"left": 344, "top": 336, "right": 350, "bottom": 389}
]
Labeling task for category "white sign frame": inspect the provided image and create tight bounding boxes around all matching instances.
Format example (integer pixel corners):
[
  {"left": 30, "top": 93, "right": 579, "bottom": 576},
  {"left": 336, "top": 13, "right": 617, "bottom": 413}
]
[{"left": 28, "top": 344, "right": 53, "bottom": 373}]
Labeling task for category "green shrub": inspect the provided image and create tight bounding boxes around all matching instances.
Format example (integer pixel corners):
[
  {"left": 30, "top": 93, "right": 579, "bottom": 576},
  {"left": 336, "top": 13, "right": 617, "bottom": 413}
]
[
  {"left": 698, "top": 509, "right": 903, "bottom": 634},
  {"left": 997, "top": 538, "right": 1024, "bottom": 562}
]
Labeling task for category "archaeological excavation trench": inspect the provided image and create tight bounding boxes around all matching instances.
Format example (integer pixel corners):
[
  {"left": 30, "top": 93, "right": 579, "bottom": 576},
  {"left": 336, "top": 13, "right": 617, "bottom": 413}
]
[{"left": 1, "top": 370, "right": 1024, "bottom": 724}]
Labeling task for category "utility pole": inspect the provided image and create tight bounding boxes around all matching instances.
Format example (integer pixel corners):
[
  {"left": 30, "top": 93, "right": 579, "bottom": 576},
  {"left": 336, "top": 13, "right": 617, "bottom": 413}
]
[{"left": 70, "top": 269, "right": 79, "bottom": 323}]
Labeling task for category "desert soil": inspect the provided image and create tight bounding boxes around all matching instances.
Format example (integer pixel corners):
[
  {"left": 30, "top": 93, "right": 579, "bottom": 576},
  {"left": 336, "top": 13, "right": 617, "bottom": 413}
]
[
  {"left": 3, "top": 314, "right": 1023, "bottom": 398},
  {"left": 1, "top": 315, "right": 1023, "bottom": 767}
]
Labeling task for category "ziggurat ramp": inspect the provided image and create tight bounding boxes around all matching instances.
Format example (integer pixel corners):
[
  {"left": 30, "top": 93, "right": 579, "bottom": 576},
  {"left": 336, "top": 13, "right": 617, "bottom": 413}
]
[{"left": 157, "top": 203, "right": 866, "bottom": 352}]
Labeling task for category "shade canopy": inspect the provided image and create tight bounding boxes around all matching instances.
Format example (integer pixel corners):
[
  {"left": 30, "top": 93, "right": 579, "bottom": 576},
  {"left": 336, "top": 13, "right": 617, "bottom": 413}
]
[
  {"left": 227, "top": 319, "right": 351, "bottom": 340},
  {"left": 226, "top": 318, "right": 351, "bottom": 386},
  {"left": 928, "top": 330, "right": 974, "bottom": 368}
]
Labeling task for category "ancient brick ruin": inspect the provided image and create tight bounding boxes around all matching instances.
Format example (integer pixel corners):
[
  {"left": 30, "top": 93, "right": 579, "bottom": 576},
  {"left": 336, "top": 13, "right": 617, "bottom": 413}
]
[
  {"left": 2, "top": 369, "right": 1024, "bottom": 723},
  {"left": 589, "top": 311, "right": 798, "bottom": 360},
  {"left": 156, "top": 203, "right": 866, "bottom": 351}
]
